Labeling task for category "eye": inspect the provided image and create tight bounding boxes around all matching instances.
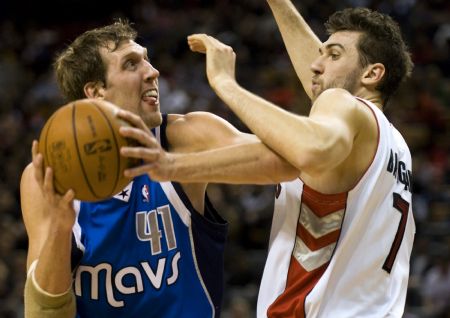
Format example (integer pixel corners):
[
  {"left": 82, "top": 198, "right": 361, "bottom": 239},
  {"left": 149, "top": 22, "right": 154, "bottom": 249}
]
[
  {"left": 330, "top": 53, "right": 340, "bottom": 60},
  {"left": 124, "top": 59, "right": 137, "bottom": 70}
]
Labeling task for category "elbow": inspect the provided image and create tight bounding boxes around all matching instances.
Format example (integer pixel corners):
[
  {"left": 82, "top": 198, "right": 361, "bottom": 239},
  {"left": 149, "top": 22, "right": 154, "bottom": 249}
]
[
  {"left": 274, "top": 166, "right": 299, "bottom": 183},
  {"left": 294, "top": 138, "right": 352, "bottom": 173}
]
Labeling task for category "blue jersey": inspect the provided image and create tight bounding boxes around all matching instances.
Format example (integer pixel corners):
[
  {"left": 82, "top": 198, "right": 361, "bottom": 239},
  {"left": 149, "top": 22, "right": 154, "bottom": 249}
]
[{"left": 71, "top": 115, "right": 228, "bottom": 317}]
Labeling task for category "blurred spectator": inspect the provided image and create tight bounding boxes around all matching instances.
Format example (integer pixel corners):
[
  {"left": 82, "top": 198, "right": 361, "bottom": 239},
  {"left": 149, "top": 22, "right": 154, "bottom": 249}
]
[
  {"left": 0, "top": 0, "right": 449, "bottom": 317},
  {"left": 422, "top": 252, "right": 450, "bottom": 317}
]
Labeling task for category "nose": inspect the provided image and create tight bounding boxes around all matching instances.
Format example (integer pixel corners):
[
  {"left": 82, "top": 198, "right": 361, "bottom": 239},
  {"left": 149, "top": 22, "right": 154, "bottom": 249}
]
[
  {"left": 144, "top": 61, "right": 160, "bottom": 82},
  {"left": 310, "top": 56, "right": 324, "bottom": 75}
]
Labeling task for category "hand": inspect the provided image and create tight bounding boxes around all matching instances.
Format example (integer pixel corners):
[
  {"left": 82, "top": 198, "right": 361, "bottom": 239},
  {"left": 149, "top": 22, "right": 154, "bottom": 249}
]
[
  {"left": 117, "top": 110, "right": 174, "bottom": 181},
  {"left": 187, "top": 33, "right": 236, "bottom": 89},
  {"left": 32, "top": 140, "right": 76, "bottom": 230}
]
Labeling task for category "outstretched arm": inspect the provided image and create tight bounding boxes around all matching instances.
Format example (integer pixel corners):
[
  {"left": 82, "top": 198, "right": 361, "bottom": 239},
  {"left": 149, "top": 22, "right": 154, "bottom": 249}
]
[
  {"left": 118, "top": 110, "right": 299, "bottom": 184},
  {"left": 188, "top": 34, "right": 359, "bottom": 174},
  {"left": 267, "top": 0, "right": 322, "bottom": 98}
]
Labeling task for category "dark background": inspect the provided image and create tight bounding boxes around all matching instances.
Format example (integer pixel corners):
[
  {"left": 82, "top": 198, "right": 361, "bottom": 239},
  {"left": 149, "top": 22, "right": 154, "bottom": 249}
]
[{"left": 0, "top": 0, "right": 449, "bottom": 317}]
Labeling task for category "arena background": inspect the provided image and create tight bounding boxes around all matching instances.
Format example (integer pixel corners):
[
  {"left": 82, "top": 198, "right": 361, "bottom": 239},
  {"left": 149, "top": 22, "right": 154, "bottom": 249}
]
[{"left": 0, "top": 0, "right": 448, "bottom": 317}]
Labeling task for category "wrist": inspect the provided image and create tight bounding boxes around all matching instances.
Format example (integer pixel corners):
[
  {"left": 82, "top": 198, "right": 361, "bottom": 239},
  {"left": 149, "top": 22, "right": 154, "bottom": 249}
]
[
  {"left": 47, "top": 208, "right": 76, "bottom": 232},
  {"left": 163, "top": 152, "right": 178, "bottom": 181},
  {"left": 48, "top": 218, "right": 75, "bottom": 237},
  {"left": 212, "top": 78, "right": 239, "bottom": 100},
  {"left": 29, "top": 260, "right": 72, "bottom": 297},
  {"left": 165, "top": 152, "right": 206, "bottom": 183}
]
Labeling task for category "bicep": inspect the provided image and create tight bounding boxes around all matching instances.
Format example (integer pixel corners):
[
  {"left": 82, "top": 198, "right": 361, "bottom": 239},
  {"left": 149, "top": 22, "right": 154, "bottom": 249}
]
[
  {"left": 200, "top": 113, "right": 259, "bottom": 148},
  {"left": 167, "top": 112, "right": 299, "bottom": 183},
  {"left": 168, "top": 112, "right": 260, "bottom": 151}
]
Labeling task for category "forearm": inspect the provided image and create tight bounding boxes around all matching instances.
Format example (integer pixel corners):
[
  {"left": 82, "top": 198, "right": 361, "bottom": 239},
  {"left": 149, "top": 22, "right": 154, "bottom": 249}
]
[
  {"left": 25, "top": 260, "right": 76, "bottom": 318},
  {"left": 165, "top": 142, "right": 298, "bottom": 184},
  {"left": 267, "top": 0, "right": 322, "bottom": 98},
  {"left": 34, "top": 225, "right": 73, "bottom": 295},
  {"left": 212, "top": 80, "right": 332, "bottom": 171}
]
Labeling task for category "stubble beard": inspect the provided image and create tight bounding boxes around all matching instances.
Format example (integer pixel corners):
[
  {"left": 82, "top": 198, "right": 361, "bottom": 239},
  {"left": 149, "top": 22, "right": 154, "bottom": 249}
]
[
  {"left": 314, "top": 68, "right": 362, "bottom": 100},
  {"left": 140, "top": 107, "right": 163, "bottom": 129}
]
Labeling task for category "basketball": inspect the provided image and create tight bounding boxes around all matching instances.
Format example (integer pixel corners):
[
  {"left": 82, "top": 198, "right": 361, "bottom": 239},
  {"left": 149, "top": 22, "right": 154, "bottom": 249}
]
[{"left": 38, "top": 98, "right": 139, "bottom": 202}]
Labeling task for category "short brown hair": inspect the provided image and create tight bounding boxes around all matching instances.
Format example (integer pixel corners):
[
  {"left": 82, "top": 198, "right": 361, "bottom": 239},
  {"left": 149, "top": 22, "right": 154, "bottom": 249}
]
[
  {"left": 325, "top": 8, "right": 413, "bottom": 103},
  {"left": 54, "top": 20, "right": 137, "bottom": 101}
]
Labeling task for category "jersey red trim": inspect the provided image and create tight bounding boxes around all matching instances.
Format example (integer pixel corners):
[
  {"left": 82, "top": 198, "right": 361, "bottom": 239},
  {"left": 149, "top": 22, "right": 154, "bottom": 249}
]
[{"left": 267, "top": 185, "right": 347, "bottom": 318}]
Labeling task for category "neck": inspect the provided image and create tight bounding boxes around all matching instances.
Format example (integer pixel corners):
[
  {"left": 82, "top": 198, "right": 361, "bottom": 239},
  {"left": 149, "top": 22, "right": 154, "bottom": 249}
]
[{"left": 354, "top": 88, "right": 384, "bottom": 110}]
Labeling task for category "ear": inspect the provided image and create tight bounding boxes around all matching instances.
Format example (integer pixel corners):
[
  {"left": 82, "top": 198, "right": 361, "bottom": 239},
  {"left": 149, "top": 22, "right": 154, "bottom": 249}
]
[
  {"left": 361, "top": 63, "right": 385, "bottom": 87},
  {"left": 84, "top": 81, "right": 106, "bottom": 99}
]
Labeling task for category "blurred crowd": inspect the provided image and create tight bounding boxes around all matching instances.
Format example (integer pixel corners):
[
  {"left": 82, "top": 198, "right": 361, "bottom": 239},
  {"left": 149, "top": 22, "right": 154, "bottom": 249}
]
[{"left": 0, "top": 0, "right": 448, "bottom": 317}]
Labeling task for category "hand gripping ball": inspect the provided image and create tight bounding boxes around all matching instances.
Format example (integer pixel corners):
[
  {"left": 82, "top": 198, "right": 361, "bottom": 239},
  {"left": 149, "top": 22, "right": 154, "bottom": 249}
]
[{"left": 39, "top": 98, "right": 139, "bottom": 202}]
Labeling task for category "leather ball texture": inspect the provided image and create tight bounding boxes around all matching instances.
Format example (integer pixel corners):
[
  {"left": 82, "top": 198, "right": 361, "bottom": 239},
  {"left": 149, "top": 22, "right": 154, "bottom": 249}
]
[{"left": 39, "top": 98, "right": 138, "bottom": 202}]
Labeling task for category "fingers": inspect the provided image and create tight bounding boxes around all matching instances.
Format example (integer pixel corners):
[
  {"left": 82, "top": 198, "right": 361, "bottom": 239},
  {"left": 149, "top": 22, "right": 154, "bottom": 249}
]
[
  {"left": 117, "top": 110, "right": 150, "bottom": 133},
  {"left": 41, "top": 165, "right": 75, "bottom": 203},
  {"left": 188, "top": 33, "right": 236, "bottom": 86},
  {"left": 62, "top": 189, "right": 75, "bottom": 204},
  {"left": 31, "top": 140, "right": 38, "bottom": 161},
  {"left": 119, "top": 126, "right": 158, "bottom": 148},
  {"left": 43, "top": 167, "right": 55, "bottom": 194},
  {"left": 188, "top": 34, "right": 232, "bottom": 53},
  {"left": 121, "top": 146, "right": 160, "bottom": 162},
  {"left": 32, "top": 141, "right": 75, "bottom": 216},
  {"left": 123, "top": 163, "right": 158, "bottom": 179},
  {"left": 32, "top": 140, "right": 42, "bottom": 166},
  {"left": 32, "top": 140, "right": 45, "bottom": 185},
  {"left": 120, "top": 123, "right": 161, "bottom": 162},
  {"left": 187, "top": 34, "right": 208, "bottom": 53}
]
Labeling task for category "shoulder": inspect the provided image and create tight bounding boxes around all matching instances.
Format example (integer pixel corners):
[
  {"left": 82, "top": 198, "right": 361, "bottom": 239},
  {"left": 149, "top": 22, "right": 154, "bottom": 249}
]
[
  {"left": 312, "top": 88, "right": 359, "bottom": 114},
  {"left": 312, "top": 88, "right": 374, "bottom": 131},
  {"left": 167, "top": 111, "right": 235, "bottom": 130}
]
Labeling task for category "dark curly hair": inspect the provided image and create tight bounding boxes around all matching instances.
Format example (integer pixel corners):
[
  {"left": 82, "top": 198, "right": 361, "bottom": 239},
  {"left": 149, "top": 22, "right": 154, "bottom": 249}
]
[
  {"left": 54, "top": 19, "right": 137, "bottom": 101},
  {"left": 325, "top": 8, "right": 413, "bottom": 103}
]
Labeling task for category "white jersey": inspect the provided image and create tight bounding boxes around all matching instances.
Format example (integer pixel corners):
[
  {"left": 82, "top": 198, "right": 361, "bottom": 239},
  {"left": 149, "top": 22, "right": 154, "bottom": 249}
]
[{"left": 257, "top": 98, "right": 415, "bottom": 318}]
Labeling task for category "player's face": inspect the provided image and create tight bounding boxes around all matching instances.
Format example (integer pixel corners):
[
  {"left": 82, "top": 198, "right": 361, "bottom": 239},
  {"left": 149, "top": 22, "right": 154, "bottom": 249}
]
[
  {"left": 100, "top": 40, "right": 162, "bottom": 128},
  {"left": 310, "top": 31, "right": 364, "bottom": 101}
]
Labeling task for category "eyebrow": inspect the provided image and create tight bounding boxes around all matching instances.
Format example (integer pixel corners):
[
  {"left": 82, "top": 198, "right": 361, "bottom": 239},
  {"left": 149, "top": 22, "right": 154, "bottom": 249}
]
[
  {"left": 319, "top": 43, "right": 346, "bottom": 54},
  {"left": 121, "top": 47, "right": 149, "bottom": 61}
]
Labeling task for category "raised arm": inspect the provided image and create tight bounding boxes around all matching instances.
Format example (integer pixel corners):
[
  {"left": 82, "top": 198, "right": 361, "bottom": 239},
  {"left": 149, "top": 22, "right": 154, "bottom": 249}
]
[
  {"left": 21, "top": 141, "right": 76, "bottom": 317},
  {"left": 210, "top": 84, "right": 358, "bottom": 174},
  {"left": 188, "top": 34, "right": 360, "bottom": 174},
  {"left": 267, "top": 0, "right": 322, "bottom": 98}
]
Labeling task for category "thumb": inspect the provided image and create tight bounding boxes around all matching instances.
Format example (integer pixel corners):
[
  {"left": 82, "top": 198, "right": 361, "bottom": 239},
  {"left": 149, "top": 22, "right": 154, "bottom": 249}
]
[{"left": 63, "top": 189, "right": 76, "bottom": 203}]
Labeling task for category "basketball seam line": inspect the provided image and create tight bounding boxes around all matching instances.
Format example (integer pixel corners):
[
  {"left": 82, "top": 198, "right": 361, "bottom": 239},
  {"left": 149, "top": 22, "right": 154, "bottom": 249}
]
[{"left": 73, "top": 102, "right": 100, "bottom": 200}]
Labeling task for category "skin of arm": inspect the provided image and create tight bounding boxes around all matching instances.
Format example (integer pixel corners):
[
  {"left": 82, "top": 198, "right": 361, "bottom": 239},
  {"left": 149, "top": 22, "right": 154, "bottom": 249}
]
[
  {"left": 214, "top": 83, "right": 358, "bottom": 174},
  {"left": 21, "top": 141, "right": 76, "bottom": 295},
  {"left": 267, "top": 0, "right": 322, "bottom": 98},
  {"left": 187, "top": 34, "right": 360, "bottom": 175},
  {"left": 154, "top": 142, "right": 297, "bottom": 184},
  {"left": 118, "top": 110, "right": 299, "bottom": 184}
]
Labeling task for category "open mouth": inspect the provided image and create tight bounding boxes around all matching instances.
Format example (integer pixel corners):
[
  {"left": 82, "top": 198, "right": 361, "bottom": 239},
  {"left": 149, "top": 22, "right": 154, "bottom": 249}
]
[{"left": 142, "top": 89, "right": 158, "bottom": 104}]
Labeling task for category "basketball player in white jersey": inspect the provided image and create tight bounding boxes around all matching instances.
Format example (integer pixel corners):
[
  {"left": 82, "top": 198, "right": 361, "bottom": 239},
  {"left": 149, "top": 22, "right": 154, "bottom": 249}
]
[{"left": 120, "top": 1, "right": 416, "bottom": 317}]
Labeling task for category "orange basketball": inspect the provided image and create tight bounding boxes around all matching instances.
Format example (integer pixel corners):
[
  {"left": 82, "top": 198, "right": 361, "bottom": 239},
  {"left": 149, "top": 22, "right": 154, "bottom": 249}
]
[{"left": 38, "top": 98, "right": 139, "bottom": 202}]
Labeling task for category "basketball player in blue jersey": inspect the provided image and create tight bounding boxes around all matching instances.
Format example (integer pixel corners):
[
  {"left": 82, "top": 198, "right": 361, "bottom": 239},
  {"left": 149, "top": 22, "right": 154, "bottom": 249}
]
[
  {"left": 119, "top": 2, "right": 416, "bottom": 317},
  {"left": 20, "top": 21, "right": 298, "bottom": 317}
]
